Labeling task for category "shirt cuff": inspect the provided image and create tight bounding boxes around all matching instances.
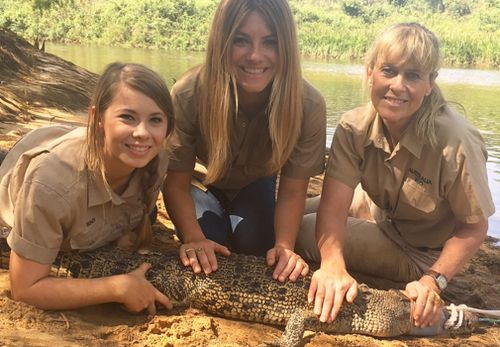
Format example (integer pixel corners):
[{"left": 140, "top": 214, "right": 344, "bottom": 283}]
[{"left": 7, "top": 230, "right": 59, "bottom": 264}]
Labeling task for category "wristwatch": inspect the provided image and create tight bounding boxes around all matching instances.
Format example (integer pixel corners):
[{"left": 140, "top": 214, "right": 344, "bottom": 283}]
[{"left": 424, "top": 269, "right": 448, "bottom": 291}]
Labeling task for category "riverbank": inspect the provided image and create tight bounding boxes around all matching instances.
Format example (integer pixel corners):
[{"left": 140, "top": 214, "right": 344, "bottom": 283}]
[
  {"left": 1, "top": 0, "right": 499, "bottom": 67},
  {"left": 0, "top": 28, "right": 498, "bottom": 347}
]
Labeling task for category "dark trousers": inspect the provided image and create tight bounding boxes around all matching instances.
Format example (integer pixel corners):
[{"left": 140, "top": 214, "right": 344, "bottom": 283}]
[{"left": 184, "top": 176, "right": 277, "bottom": 256}]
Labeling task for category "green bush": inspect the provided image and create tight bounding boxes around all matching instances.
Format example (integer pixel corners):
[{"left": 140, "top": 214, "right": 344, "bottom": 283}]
[
  {"left": 445, "top": 0, "right": 472, "bottom": 18},
  {"left": 342, "top": 0, "right": 364, "bottom": 18}
]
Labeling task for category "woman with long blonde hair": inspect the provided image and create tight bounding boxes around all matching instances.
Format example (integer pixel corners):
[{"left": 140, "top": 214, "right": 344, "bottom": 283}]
[{"left": 164, "top": 0, "right": 326, "bottom": 282}]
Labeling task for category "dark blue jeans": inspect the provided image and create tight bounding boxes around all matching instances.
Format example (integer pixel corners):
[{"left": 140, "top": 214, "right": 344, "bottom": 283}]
[{"left": 187, "top": 176, "right": 277, "bottom": 256}]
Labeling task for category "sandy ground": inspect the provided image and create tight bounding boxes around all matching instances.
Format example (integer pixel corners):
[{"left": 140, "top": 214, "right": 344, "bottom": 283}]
[{"left": 0, "top": 109, "right": 499, "bottom": 347}]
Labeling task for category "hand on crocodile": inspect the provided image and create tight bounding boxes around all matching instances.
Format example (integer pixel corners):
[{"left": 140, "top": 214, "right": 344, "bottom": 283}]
[
  {"left": 116, "top": 263, "right": 173, "bottom": 315},
  {"left": 405, "top": 278, "right": 444, "bottom": 328},
  {"left": 266, "top": 247, "right": 309, "bottom": 282},
  {"left": 179, "top": 239, "right": 231, "bottom": 275},
  {"left": 308, "top": 267, "right": 358, "bottom": 323}
]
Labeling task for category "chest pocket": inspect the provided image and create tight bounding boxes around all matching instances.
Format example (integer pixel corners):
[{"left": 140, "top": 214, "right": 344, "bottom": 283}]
[
  {"left": 70, "top": 212, "right": 109, "bottom": 250},
  {"left": 398, "top": 178, "right": 437, "bottom": 214}
]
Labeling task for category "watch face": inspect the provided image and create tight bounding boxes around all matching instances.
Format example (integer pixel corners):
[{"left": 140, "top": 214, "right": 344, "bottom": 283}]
[{"left": 436, "top": 275, "right": 447, "bottom": 290}]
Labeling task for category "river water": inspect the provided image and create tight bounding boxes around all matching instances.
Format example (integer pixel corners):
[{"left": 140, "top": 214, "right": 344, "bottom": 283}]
[{"left": 46, "top": 43, "right": 500, "bottom": 241}]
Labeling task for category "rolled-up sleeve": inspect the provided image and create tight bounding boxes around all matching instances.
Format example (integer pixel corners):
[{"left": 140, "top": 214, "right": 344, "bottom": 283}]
[
  {"left": 281, "top": 84, "right": 326, "bottom": 179},
  {"left": 443, "top": 135, "right": 495, "bottom": 224},
  {"left": 167, "top": 80, "right": 199, "bottom": 172},
  {"left": 326, "top": 121, "right": 362, "bottom": 189},
  {"left": 7, "top": 180, "right": 71, "bottom": 264}
]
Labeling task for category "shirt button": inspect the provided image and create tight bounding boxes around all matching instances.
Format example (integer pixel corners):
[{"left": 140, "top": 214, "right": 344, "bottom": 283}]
[{"left": 241, "top": 121, "right": 247, "bottom": 128}]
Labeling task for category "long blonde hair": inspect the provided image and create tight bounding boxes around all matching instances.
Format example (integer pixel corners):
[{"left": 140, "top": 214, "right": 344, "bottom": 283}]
[
  {"left": 200, "top": 0, "right": 303, "bottom": 184},
  {"left": 86, "top": 62, "right": 174, "bottom": 248},
  {"left": 365, "top": 22, "right": 446, "bottom": 147}
]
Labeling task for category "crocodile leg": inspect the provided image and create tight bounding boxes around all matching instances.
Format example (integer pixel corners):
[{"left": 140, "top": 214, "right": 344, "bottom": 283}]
[{"left": 279, "top": 308, "right": 315, "bottom": 347}]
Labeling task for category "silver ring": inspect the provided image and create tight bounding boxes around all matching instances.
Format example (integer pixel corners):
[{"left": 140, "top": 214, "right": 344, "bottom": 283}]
[
  {"left": 185, "top": 248, "right": 195, "bottom": 253},
  {"left": 196, "top": 247, "right": 203, "bottom": 252}
]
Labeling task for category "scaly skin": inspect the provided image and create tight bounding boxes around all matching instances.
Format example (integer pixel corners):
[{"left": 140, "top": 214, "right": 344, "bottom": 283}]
[{"left": 0, "top": 233, "right": 475, "bottom": 346}]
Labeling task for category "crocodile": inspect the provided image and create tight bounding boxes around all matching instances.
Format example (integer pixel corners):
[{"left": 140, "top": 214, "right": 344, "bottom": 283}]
[{"left": 0, "top": 232, "right": 476, "bottom": 346}]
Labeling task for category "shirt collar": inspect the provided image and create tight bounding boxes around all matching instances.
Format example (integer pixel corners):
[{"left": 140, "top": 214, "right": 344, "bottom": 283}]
[
  {"left": 87, "top": 169, "right": 143, "bottom": 207},
  {"left": 367, "top": 108, "right": 424, "bottom": 158},
  {"left": 367, "top": 110, "right": 391, "bottom": 153},
  {"left": 87, "top": 153, "right": 165, "bottom": 208},
  {"left": 87, "top": 171, "right": 115, "bottom": 207},
  {"left": 399, "top": 122, "right": 423, "bottom": 158}
]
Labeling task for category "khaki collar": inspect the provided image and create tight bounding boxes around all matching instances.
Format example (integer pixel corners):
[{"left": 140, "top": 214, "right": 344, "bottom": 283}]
[
  {"left": 399, "top": 122, "right": 423, "bottom": 158},
  {"left": 87, "top": 168, "right": 143, "bottom": 207},
  {"left": 367, "top": 108, "right": 423, "bottom": 159}
]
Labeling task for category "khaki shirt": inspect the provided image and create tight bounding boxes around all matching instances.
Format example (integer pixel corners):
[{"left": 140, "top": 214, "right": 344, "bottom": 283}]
[
  {"left": 327, "top": 103, "right": 495, "bottom": 248},
  {"left": 169, "top": 68, "right": 326, "bottom": 192},
  {"left": 0, "top": 125, "right": 168, "bottom": 264}
]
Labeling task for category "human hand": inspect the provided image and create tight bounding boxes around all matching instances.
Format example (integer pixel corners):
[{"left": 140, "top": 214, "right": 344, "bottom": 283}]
[
  {"left": 117, "top": 263, "right": 172, "bottom": 315},
  {"left": 307, "top": 267, "right": 357, "bottom": 323},
  {"left": 405, "top": 277, "right": 444, "bottom": 328},
  {"left": 179, "top": 239, "right": 231, "bottom": 275},
  {"left": 266, "top": 247, "right": 309, "bottom": 282}
]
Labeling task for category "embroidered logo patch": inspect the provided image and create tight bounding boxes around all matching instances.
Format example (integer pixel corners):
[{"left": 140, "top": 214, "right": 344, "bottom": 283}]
[{"left": 409, "top": 168, "right": 432, "bottom": 186}]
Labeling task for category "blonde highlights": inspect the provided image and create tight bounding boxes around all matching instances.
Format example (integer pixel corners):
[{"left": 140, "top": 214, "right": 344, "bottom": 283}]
[
  {"left": 200, "top": 0, "right": 303, "bottom": 184},
  {"left": 365, "top": 22, "right": 446, "bottom": 147}
]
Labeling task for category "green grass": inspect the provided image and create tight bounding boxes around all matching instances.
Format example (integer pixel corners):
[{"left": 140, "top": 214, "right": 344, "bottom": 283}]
[{"left": 1, "top": 0, "right": 498, "bottom": 67}]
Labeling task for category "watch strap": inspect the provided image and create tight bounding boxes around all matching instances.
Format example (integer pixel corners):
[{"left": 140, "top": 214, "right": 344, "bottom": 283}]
[{"left": 424, "top": 269, "right": 448, "bottom": 290}]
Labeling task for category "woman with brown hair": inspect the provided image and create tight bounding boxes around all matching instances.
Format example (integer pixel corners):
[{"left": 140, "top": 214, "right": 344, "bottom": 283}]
[{"left": 0, "top": 62, "right": 175, "bottom": 313}]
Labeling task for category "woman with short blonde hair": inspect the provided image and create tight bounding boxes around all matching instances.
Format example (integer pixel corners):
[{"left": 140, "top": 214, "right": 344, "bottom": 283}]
[{"left": 297, "top": 23, "right": 494, "bottom": 332}]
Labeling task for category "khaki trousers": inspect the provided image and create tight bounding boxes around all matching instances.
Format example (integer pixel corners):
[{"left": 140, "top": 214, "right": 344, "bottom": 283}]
[{"left": 296, "top": 188, "right": 440, "bottom": 283}]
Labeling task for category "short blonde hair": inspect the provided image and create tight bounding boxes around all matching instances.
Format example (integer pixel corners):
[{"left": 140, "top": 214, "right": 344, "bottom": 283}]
[
  {"left": 199, "top": 0, "right": 303, "bottom": 184},
  {"left": 365, "top": 23, "right": 446, "bottom": 147}
]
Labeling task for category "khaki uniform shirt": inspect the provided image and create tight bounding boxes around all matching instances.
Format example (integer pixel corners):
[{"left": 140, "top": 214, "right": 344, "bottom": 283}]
[
  {"left": 0, "top": 125, "right": 168, "bottom": 264},
  {"left": 327, "top": 103, "right": 495, "bottom": 248},
  {"left": 169, "top": 69, "right": 326, "bottom": 193}
]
